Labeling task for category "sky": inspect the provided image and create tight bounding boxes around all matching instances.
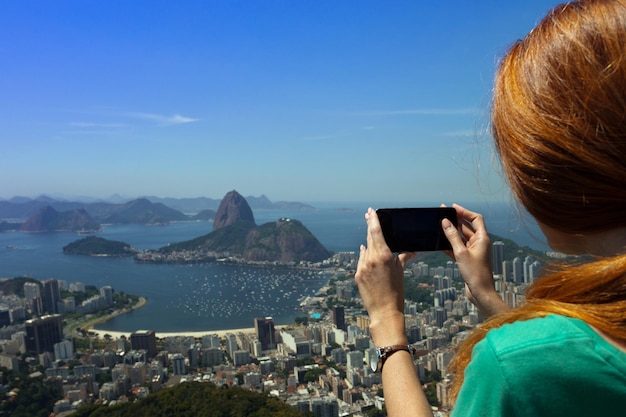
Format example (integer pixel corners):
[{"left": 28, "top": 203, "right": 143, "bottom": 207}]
[{"left": 0, "top": 0, "right": 565, "bottom": 203}]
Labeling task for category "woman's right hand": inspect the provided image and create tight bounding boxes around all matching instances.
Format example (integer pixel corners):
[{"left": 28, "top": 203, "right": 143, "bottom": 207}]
[{"left": 442, "top": 204, "right": 509, "bottom": 318}]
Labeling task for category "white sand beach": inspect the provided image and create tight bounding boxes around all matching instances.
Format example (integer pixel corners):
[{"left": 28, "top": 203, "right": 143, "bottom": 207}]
[{"left": 89, "top": 324, "right": 290, "bottom": 340}]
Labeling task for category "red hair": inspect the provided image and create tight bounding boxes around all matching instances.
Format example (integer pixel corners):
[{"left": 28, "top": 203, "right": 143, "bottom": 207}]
[{"left": 450, "top": 0, "right": 626, "bottom": 398}]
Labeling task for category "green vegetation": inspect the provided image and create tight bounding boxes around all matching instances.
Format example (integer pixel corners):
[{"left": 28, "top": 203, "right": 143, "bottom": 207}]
[
  {"left": 72, "top": 382, "right": 311, "bottom": 417},
  {"left": 162, "top": 221, "right": 255, "bottom": 253},
  {"left": 63, "top": 236, "right": 137, "bottom": 256},
  {"left": 159, "top": 218, "right": 331, "bottom": 263},
  {"left": 0, "top": 368, "right": 62, "bottom": 417},
  {"left": 0, "top": 276, "right": 42, "bottom": 298}
]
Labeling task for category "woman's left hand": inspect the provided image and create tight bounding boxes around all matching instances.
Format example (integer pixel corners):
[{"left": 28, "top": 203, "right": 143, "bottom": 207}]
[{"left": 355, "top": 208, "right": 415, "bottom": 345}]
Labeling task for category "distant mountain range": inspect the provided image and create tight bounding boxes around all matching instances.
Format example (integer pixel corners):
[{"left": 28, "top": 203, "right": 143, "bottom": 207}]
[
  {"left": 58, "top": 191, "right": 332, "bottom": 264},
  {"left": 0, "top": 194, "right": 316, "bottom": 232}
]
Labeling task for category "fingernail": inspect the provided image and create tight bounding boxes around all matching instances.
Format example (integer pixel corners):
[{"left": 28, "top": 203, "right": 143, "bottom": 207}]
[{"left": 442, "top": 218, "right": 452, "bottom": 230}]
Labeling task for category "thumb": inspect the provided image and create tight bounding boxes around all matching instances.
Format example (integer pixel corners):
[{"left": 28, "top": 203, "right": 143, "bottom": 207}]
[
  {"left": 397, "top": 252, "right": 417, "bottom": 269},
  {"left": 442, "top": 218, "right": 465, "bottom": 253}
]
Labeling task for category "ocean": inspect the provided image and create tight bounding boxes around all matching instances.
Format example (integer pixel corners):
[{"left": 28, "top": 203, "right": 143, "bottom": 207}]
[{"left": 0, "top": 201, "right": 547, "bottom": 332}]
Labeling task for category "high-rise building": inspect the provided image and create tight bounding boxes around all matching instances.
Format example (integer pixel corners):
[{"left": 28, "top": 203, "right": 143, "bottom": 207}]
[
  {"left": 529, "top": 260, "right": 542, "bottom": 283},
  {"left": 433, "top": 275, "right": 442, "bottom": 291},
  {"left": 310, "top": 398, "right": 339, "bottom": 417},
  {"left": 254, "top": 317, "right": 276, "bottom": 351},
  {"left": 24, "top": 282, "right": 44, "bottom": 316},
  {"left": 25, "top": 314, "right": 63, "bottom": 355},
  {"left": 332, "top": 306, "right": 345, "bottom": 331},
  {"left": 225, "top": 333, "right": 238, "bottom": 356},
  {"left": 346, "top": 351, "right": 363, "bottom": 369},
  {"left": 513, "top": 257, "right": 523, "bottom": 284},
  {"left": 172, "top": 353, "right": 186, "bottom": 375},
  {"left": 130, "top": 330, "right": 157, "bottom": 358},
  {"left": 433, "top": 307, "right": 447, "bottom": 328},
  {"left": 100, "top": 286, "right": 114, "bottom": 306},
  {"left": 43, "top": 279, "right": 61, "bottom": 314},
  {"left": 492, "top": 241, "right": 505, "bottom": 275}
]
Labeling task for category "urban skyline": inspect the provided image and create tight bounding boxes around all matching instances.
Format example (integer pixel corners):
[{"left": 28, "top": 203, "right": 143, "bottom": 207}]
[{"left": 0, "top": 237, "right": 544, "bottom": 415}]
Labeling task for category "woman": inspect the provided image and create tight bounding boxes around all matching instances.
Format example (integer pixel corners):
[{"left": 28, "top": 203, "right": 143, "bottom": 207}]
[{"left": 355, "top": 1, "right": 626, "bottom": 415}]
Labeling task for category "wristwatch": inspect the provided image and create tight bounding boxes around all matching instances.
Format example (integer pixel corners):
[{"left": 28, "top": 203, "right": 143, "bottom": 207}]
[{"left": 370, "top": 345, "right": 417, "bottom": 372}]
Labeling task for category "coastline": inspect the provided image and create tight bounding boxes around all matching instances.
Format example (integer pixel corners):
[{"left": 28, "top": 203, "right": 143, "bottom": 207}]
[
  {"left": 79, "top": 296, "right": 147, "bottom": 334},
  {"left": 87, "top": 296, "right": 289, "bottom": 339},
  {"left": 89, "top": 326, "right": 268, "bottom": 340}
]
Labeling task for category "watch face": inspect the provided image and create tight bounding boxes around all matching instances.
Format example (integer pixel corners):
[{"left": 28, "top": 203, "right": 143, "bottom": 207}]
[{"left": 370, "top": 349, "right": 380, "bottom": 372}]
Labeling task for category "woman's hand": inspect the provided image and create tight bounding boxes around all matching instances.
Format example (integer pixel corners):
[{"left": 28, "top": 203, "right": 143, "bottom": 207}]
[
  {"left": 355, "top": 208, "right": 415, "bottom": 346},
  {"left": 442, "top": 204, "right": 509, "bottom": 318}
]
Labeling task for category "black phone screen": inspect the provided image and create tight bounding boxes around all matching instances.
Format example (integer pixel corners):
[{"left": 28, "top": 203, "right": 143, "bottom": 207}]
[{"left": 376, "top": 207, "right": 457, "bottom": 252}]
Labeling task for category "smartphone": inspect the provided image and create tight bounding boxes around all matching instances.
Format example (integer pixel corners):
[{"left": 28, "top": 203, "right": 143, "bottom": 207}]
[{"left": 376, "top": 207, "right": 457, "bottom": 252}]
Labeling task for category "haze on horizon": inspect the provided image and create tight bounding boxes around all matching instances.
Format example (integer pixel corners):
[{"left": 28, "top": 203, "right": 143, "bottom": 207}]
[{"left": 0, "top": 1, "right": 563, "bottom": 204}]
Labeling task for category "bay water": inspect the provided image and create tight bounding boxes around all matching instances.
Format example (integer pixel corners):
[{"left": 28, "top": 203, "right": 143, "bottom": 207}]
[{"left": 0, "top": 201, "right": 546, "bottom": 332}]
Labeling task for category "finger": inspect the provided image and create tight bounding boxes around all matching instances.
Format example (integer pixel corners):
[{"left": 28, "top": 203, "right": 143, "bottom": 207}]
[
  {"left": 442, "top": 218, "right": 467, "bottom": 254},
  {"left": 460, "top": 220, "right": 476, "bottom": 239},
  {"left": 365, "top": 208, "right": 375, "bottom": 248},
  {"left": 454, "top": 203, "right": 488, "bottom": 233},
  {"left": 365, "top": 208, "right": 388, "bottom": 249},
  {"left": 355, "top": 244, "right": 367, "bottom": 279},
  {"left": 398, "top": 252, "right": 417, "bottom": 269}
]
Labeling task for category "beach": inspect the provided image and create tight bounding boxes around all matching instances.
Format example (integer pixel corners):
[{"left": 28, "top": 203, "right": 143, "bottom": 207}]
[
  {"left": 84, "top": 295, "right": 291, "bottom": 340},
  {"left": 89, "top": 326, "right": 261, "bottom": 340}
]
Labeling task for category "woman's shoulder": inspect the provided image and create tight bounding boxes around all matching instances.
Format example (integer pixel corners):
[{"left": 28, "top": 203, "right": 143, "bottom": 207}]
[
  {"left": 475, "top": 314, "right": 626, "bottom": 383},
  {"left": 457, "top": 315, "right": 626, "bottom": 416},
  {"left": 482, "top": 314, "right": 592, "bottom": 354}
]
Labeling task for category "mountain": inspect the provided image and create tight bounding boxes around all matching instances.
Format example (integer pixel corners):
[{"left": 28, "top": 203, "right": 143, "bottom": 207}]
[
  {"left": 0, "top": 195, "right": 314, "bottom": 222},
  {"left": 213, "top": 190, "right": 255, "bottom": 231},
  {"left": 101, "top": 198, "right": 189, "bottom": 224},
  {"left": 245, "top": 194, "right": 274, "bottom": 209},
  {"left": 244, "top": 218, "right": 332, "bottom": 263},
  {"left": 147, "top": 194, "right": 315, "bottom": 212},
  {"left": 190, "top": 209, "right": 216, "bottom": 221},
  {"left": 160, "top": 191, "right": 332, "bottom": 263},
  {"left": 144, "top": 196, "right": 222, "bottom": 213},
  {"left": 21, "top": 206, "right": 101, "bottom": 232},
  {"left": 272, "top": 201, "right": 316, "bottom": 211}
]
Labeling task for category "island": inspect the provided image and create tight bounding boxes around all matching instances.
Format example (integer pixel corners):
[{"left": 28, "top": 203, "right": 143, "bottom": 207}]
[{"left": 63, "top": 236, "right": 138, "bottom": 257}]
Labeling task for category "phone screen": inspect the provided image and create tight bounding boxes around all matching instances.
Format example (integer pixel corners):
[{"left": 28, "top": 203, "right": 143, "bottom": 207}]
[{"left": 376, "top": 207, "right": 457, "bottom": 252}]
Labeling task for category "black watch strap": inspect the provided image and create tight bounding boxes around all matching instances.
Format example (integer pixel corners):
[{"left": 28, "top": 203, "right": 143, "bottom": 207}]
[{"left": 374, "top": 344, "right": 417, "bottom": 372}]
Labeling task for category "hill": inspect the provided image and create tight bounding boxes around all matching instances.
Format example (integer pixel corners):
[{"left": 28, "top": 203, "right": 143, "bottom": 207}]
[
  {"left": 101, "top": 198, "right": 188, "bottom": 224},
  {"left": 63, "top": 236, "right": 138, "bottom": 257},
  {"left": 21, "top": 206, "right": 101, "bottom": 232},
  {"left": 0, "top": 277, "right": 42, "bottom": 298},
  {"left": 159, "top": 191, "right": 331, "bottom": 264},
  {"left": 0, "top": 195, "right": 314, "bottom": 222},
  {"left": 71, "top": 382, "right": 310, "bottom": 417},
  {"left": 213, "top": 190, "right": 255, "bottom": 230},
  {"left": 190, "top": 209, "right": 216, "bottom": 221}
]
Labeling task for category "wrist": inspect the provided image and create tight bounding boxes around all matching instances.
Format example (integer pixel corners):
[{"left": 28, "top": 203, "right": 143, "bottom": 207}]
[
  {"left": 369, "top": 311, "right": 408, "bottom": 346},
  {"left": 476, "top": 290, "right": 508, "bottom": 317}
]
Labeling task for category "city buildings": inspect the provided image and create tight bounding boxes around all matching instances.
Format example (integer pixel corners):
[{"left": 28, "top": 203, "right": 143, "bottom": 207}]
[
  {"left": 25, "top": 314, "right": 63, "bottom": 355},
  {"left": 254, "top": 317, "right": 276, "bottom": 351},
  {"left": 130, "top": 330, "right": 157, "bottom": 358},
  {"left": 0, "top": 240, "right": 545, "bottom": 417},
  {"left": 43, "top": 279, "right": 61, "bottom": 315}
]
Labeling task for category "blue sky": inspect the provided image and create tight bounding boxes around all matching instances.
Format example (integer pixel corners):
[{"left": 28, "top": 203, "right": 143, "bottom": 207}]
[{"left": 0, "top": 0, "right": 563, "bottom": 203}]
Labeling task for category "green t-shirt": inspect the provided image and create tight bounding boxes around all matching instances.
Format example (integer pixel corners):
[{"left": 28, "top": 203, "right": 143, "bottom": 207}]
[{"left": 452, "top": 314, "right": 626, "bottom": 416}]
